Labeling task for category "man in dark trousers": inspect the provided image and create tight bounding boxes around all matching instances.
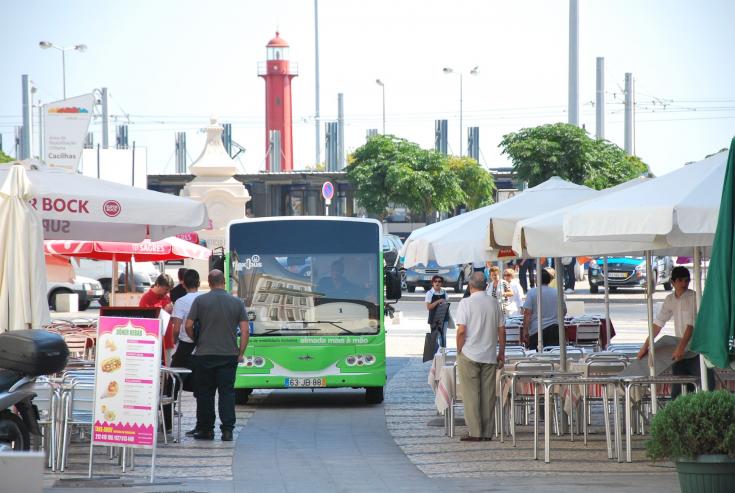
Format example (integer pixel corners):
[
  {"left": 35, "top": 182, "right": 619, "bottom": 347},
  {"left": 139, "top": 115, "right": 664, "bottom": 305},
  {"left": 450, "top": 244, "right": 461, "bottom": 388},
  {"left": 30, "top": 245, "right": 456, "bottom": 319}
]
[{"left": 185, "top": 270, "right": 249, "bottom": 441}]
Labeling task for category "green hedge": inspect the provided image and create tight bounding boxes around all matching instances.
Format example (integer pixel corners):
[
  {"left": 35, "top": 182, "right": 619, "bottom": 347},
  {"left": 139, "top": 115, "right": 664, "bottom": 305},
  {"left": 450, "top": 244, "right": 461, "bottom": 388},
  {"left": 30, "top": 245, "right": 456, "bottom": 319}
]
[{"left": 647, "top": 390, "right": 735, "bottom": 460}]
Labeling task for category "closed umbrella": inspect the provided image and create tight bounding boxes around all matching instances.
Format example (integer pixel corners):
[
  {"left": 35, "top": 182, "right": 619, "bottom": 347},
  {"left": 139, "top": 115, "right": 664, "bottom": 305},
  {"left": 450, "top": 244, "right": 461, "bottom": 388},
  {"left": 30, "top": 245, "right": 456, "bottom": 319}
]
[
  {"left": 690, "top": 140, "right": 735, "bottom": 369},
  {"left": 0, "top": 164, "right": 50, "bottom": 331}
]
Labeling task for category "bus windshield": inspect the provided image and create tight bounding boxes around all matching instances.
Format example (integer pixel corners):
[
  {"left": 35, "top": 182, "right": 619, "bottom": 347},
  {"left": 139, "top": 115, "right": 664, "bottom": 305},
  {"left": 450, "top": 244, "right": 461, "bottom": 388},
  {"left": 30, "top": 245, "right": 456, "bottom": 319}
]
[{"left": 229, "top": 220, "right": 381, "bottom": 337}]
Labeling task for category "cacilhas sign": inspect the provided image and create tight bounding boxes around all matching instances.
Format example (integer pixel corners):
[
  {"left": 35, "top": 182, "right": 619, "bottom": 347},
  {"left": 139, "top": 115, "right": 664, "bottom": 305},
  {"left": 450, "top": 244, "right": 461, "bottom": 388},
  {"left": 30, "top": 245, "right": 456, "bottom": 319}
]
[{"left": 44, "top": 93, "right": 95, "bottom": 172}]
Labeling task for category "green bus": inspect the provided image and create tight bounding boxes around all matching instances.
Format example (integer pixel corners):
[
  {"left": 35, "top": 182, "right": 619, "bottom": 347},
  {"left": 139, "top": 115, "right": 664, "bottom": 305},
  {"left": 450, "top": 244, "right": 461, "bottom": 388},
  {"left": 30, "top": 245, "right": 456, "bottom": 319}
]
[{"left": 225, "top": 217, "right": 399, "bottom": 404}]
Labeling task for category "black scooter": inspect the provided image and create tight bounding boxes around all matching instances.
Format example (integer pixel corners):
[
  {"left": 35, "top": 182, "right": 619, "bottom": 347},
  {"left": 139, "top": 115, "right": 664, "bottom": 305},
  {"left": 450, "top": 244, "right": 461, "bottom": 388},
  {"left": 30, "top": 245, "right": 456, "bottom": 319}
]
[{"left": 0, "top": 330, "right": 69, "bottom": 451}]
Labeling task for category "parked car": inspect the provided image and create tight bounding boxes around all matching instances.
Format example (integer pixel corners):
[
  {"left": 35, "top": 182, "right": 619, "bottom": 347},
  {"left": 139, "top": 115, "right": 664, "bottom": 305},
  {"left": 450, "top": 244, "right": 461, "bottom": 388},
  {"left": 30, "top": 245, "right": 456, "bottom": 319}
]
[
  {"left": 73, "top": 259, "right": 161, "bottom": 306},
  {"left": 45, "top": 255, "right": 104, "bottom": 311},
  {"left": 587, "top": 256, "right": 674, "bottom": 293},
  {"left": 382, "top": 234, "right": 403, "bottom": 269},
  {"left": 404, "top": 261, "right": 473, "bottom": 293}
]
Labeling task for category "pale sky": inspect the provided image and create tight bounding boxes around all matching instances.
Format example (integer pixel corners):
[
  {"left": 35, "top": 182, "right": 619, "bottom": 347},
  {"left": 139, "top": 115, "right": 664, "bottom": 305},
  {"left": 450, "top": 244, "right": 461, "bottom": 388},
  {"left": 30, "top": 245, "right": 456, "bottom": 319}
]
[{"left": 2, "top": 0, "right": 734, "bottom": 177}]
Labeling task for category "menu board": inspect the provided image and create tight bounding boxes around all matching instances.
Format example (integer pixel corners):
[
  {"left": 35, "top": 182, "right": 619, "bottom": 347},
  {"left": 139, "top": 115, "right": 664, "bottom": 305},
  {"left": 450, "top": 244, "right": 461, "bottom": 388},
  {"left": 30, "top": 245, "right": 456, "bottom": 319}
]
[{"left": 92, "top": 316, "right": 161, "bottom": 448}]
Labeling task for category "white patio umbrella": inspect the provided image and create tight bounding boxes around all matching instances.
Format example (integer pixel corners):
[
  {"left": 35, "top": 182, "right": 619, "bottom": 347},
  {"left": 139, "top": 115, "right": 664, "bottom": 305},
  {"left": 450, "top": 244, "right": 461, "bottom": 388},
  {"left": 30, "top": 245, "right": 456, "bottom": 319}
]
[
  {"left": 563, "top": 150, "right": 729, "bottom": 396},
  {"left": 0, "top": 164, "right": 50, "bottom": 331},
  {"left": 563, "top": 151, "right": 727, "bottom": 247},
  {"left": 488, "top": 176, "right": 597, "bottom": 251},
  {"left": 486, "top": 176, "right": 597, "bottom": 359},
  {"left": 402, "top": 202, "right": 502, "bottom": 268},
  {"left": 0, "top": 162, "right": 209, "bottom": 241}
]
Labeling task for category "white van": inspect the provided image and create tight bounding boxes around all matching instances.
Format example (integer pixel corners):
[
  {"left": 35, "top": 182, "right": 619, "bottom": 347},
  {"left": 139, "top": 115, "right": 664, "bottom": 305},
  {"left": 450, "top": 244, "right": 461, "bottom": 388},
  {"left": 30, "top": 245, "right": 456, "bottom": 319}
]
[
  {"left": 46, "top": 255, "right": 104, "bottom": 311},
  {"left": 73, "top": 258, "right": 162, "bottom": 306}
]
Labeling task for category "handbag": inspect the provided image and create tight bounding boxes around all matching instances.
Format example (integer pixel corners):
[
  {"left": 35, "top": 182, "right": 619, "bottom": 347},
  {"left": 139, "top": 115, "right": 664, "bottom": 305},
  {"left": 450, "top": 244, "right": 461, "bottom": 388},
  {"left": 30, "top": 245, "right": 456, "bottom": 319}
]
[{"left": 423, "top": 331, "right": 438, "bottom": 362}]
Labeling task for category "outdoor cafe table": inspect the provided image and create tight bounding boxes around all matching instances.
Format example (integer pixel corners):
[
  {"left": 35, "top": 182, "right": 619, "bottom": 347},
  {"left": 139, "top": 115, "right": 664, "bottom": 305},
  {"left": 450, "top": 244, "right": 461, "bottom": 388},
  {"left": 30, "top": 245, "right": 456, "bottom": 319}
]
[
  {"left": 532, "top": 375, "right": 622, "bottom": 464},
  {"left": 621, "top": 375, "right": 699, "bottom": 463},
  {"left": 499, "top": 368, "right": 582, "bottom": 446}
]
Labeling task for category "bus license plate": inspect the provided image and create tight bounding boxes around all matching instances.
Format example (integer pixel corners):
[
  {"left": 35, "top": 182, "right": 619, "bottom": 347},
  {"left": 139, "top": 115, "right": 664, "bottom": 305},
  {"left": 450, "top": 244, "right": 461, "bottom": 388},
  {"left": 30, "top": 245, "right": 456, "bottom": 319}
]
[{"left": 285, "top": 377, "right": 326, "bottom": 388}]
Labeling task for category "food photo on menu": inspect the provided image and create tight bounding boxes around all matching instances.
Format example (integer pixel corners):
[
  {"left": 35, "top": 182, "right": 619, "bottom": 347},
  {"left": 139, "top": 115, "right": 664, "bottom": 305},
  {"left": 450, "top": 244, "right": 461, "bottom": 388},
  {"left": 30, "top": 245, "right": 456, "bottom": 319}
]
[{"left": 97, "top": 334, "right": 123, "bottom": 423}]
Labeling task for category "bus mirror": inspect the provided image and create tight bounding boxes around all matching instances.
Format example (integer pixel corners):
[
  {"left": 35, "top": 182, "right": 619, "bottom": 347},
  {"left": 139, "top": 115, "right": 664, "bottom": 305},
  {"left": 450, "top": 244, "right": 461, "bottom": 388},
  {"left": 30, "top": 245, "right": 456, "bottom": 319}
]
[
  {"left": 383, "top": 250, "right": 398, "bottom": 267},
  {"left": 209, "top": 246, "right": 225, "bottom": 271},
  {"left": 384, "top": 267, "right": 402, "bottom": 300}
]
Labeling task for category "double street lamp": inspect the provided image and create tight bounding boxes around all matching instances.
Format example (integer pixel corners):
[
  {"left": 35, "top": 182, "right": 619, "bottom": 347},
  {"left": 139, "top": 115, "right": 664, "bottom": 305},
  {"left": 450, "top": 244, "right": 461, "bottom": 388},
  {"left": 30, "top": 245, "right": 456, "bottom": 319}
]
[
  {"left": 375, "top": 79, "right": 386, "bottom": 134},
  {"left": 442, "top": 65, "right": 478, "bottom": 156},
  {"left": 39, "top": 41, "right": 87, "bottom": 99}
]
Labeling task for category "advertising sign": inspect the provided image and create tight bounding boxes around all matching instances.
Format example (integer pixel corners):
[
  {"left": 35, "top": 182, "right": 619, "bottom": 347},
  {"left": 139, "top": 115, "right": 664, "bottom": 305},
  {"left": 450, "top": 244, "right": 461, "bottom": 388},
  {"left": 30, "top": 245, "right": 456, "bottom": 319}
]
[
  {"left": 44, "top": 93, "right": 95, "bottom": 172},
  {"left": 92, "top": 316, "right": 161, "bottom": 448}
]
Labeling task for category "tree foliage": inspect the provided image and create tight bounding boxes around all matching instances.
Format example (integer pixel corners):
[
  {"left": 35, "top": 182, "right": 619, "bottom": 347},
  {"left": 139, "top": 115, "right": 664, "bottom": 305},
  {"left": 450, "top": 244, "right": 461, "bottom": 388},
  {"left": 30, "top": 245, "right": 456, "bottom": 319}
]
[
  {"left": 0, "top": 150, "right": 13, "bottom": 164},
  {"left": 499, "top": 122, "right": 649, "bottom": 190},
  {"left": 447, "top": 156, "right": 495, "bottom": 210},
  {"left": 346, "top": 135, "right": 464, "bottom": 218}
]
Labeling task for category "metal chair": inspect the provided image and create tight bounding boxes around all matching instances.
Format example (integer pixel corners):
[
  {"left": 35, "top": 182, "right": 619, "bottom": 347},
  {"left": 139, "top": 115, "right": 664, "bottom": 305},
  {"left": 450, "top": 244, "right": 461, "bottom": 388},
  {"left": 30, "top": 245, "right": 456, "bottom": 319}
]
[
  {"left": 58, "top": 381, "right": 95, "bottom": 472},
  {"left": 574, "top": 321, "right": 602, "bottom": 352}
]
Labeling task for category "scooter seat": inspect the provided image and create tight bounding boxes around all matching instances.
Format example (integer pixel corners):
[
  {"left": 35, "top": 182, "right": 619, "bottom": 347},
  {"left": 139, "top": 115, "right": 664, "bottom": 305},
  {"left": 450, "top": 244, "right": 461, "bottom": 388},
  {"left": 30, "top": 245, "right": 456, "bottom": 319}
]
[{"left": 0, "top": 369, "right": 24, "bottom": 393}]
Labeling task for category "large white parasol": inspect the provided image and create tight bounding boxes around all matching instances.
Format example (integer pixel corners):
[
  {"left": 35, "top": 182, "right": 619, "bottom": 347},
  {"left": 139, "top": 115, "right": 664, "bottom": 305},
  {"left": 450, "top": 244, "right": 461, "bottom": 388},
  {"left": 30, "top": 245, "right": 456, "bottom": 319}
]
[{"left": 0, "top": 164, "right": 50, "bottom": 331}]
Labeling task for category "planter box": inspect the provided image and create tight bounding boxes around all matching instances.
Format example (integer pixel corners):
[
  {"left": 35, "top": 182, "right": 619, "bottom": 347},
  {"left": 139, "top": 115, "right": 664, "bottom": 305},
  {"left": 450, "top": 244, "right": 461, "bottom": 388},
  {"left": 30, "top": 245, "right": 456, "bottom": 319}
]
[{"left": 676, "top": 455, "right": 735, "bottom": 493}]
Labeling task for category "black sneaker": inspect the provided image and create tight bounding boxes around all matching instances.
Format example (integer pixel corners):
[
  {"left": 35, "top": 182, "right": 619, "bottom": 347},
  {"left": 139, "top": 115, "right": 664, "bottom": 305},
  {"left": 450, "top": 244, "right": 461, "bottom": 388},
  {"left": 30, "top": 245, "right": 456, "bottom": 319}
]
[
  {"left": 221, "top": 430, "right": 233, "bottom": 442},
  {"left": 185, "top": 428, "right": 198, "bottom": 436}
]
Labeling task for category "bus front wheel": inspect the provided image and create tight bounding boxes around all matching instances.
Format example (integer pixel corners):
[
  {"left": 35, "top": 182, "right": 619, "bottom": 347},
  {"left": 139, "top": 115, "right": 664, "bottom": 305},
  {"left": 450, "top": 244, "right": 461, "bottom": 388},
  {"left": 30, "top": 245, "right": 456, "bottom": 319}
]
[
  {"left": 235, "top": 388, "right": 253, "bottom": 405},
  {"left": 365, "top": 386, "right": 384, "bottom": 404}
]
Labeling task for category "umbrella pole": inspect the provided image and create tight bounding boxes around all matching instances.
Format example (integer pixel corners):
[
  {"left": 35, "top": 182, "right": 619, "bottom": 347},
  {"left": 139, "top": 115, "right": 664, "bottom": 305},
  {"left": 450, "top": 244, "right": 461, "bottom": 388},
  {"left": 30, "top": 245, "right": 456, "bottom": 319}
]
[
  {"left": 111, "top": 254, "right": 117, "bottom": 306},
  {"left": 693, "top": 247, "right": 709, "bottom": 391},
  {"left": 555, "top": 257, "right": 567, "bottom": 372},
  {"left": 536, "top": 258, "right": 543, "bottom": 352},
  {"left": 645, "top": 250, "right": 658, "bottom": 413},
  {"left": 603, "top": 256, "right": 610, "bottom": 347}
]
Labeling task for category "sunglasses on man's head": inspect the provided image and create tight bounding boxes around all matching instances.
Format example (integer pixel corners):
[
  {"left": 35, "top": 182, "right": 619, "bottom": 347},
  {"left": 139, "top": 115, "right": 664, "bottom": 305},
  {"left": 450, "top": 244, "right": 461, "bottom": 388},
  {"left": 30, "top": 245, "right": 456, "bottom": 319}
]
[{"left": 433, "top": 280, "right": 443, "bottom": 284}]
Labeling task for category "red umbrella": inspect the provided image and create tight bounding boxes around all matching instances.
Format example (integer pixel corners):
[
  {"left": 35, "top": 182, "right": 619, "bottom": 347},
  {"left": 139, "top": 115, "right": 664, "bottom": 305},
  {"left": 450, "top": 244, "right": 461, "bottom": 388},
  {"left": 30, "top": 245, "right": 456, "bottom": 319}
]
[{"left": 44, "top": 236, "right": 211, "bottom": 262}]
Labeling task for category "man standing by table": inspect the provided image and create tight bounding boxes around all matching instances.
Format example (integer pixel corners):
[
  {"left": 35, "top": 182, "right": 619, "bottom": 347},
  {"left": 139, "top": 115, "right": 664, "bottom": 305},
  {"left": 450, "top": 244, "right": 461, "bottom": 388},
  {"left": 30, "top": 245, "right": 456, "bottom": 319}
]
[
  {"left": 636, "top": 266, "right": 715, "bottom": 398},
  {"left": 185, "top": 269, "right": 249, "bottom": 441},
  {"left": 455, "top": 272, "right": 506, "bottom": 442},
  {"left": 521, "top": 269, "right": 565, "bottom": 349}
]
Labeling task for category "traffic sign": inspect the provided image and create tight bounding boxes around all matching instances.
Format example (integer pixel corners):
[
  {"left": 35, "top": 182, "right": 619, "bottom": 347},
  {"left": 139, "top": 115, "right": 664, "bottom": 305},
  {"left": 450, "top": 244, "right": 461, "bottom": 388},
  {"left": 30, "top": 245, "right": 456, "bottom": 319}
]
[{"left": 321, "top": 181, "right": 334, "bottom": 201}]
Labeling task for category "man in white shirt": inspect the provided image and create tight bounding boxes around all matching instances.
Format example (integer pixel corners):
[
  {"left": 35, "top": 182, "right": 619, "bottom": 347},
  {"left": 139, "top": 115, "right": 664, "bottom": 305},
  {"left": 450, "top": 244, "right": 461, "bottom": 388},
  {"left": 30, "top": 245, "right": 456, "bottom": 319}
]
[
  {"left": 637, "top": 266, "right": 714, "bottom": 398},
  {"left": 455, "top": 272, "right": 506, "bottom": 442},
  {"left": 522, "top": 269, "right": 566, "bottom": 349},
  {"left": 170, "top": 269, "right": 202, "bottom": 434}
]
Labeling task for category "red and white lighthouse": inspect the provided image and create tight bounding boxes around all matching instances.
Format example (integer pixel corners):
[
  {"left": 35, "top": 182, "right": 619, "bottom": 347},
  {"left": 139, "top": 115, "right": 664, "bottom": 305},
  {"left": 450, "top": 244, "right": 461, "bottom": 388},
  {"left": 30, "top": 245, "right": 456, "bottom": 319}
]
[{"left": 259, "top": 32, "right": 298, "bottom": 172}]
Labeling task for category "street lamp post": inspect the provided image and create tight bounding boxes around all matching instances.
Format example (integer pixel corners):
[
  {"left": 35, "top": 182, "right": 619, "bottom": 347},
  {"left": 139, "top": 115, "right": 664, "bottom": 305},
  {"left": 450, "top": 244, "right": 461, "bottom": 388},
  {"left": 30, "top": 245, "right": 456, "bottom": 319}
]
[
  {"left": 39, "top": 41, "right": 87, "bottom": 99},
  {"left": 375, "top": 79, "right": 386, "bottom": 134},
  {"left": 442, "top": 66, "right": 478, "bottom": 157}
]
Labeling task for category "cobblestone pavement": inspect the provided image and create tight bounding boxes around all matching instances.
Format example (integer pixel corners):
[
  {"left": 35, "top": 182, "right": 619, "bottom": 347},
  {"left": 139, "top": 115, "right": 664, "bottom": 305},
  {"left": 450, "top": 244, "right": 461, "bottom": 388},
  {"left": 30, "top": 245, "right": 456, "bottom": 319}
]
[
  {"left": 44, "top": 390, "right": 271, "bottom": 486},
  {"left": 384, "top": 357, "right": 677, "bottom": 479}
]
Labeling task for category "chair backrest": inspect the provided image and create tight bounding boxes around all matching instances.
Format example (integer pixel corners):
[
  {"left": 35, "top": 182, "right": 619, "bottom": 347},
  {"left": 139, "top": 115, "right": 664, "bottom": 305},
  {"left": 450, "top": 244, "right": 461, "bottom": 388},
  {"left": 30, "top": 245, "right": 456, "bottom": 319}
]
[
  {"left": 546, "top": 346, "right": 585, "bottom": 359},
  {"left": 586, "top": 360, "right": 627, "bottom": 376},
  {"left": 66, "top": 382, "right": 95, "bottom": 415},
  {"left": 586, "top": 352, "right": 629, "bottom": 363},
  {"left": 575, "top": 323, "right": 601, "bottom": 344},
  {"left": 515, "top": 360, "right": 556, "bottom": 372},
  {"left": 30, "top": 379, "right": 57, "bottom": 420},
  {"left": 566, "top": 301, "right": 585, "bottom": 317},
  {"left": 505, "top": 326, "right": 522, "bottom": 345}
]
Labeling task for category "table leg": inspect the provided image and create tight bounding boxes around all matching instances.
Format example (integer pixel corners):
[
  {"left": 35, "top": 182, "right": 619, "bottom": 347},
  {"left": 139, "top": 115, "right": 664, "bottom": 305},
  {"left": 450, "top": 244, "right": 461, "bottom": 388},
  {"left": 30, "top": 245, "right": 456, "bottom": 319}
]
[
  {"left": 625, "top": 384, "right": 632, "bottom": 463},
  {"left": 614, "top": 386, "right": 622, "bottom": 462},
  {"left": 602, "top": 385, "right": 612, "bottom": 459},
  {"left": 582, "top": 385, "right": 588, "bottom": 445},
  {"left": 500, "top": 377, "right": 505, "bottom": 443},
  {"left": 511, "top": 376, "right": 517, "bottom": 447},
  {"left": 544, "top": 383, "right": 551, "bottom": 463},
  {"left": 533, "top": 382, "right": 538, "bottom": 460}
]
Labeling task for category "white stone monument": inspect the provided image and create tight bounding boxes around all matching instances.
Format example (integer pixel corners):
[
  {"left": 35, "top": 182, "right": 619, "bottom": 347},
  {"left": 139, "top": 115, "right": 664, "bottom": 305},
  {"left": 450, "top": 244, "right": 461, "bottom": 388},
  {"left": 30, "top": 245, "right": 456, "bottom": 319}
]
[{"left": 180, "top": 119, "right": 250, "bottom": 282}]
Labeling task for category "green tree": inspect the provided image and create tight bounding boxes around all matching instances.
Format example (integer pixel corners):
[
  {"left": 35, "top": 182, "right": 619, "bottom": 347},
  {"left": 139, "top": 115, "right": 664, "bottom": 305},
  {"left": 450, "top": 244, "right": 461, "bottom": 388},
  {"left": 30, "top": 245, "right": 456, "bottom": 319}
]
[
  {"left": 346, "top": 135, "right": 463, "bottom": 218},
  {"left": 499, "top": 122, "right": 649, "bottom": 189},
  {"left": 0, "top": 150, "right": 13, "bottom": 164},
  {"left": 447, "top": 156, "right": 495, "bottom": 210}
]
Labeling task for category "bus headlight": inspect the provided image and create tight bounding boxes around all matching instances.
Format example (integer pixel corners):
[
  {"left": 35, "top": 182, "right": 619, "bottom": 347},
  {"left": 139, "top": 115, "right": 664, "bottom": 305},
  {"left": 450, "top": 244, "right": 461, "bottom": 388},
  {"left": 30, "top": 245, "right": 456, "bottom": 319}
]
[
  {"left": 345, "top": 354, "right": 376, "bottom": 366},
  {"left": 241, "top": 356, "right": 267, "bottom": 368}
]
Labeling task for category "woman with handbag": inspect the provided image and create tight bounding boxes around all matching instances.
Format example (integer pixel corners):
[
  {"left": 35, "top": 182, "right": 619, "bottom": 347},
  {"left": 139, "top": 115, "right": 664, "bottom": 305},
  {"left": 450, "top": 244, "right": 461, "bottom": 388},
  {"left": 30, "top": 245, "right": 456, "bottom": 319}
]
[{"left": 425, "top": 275, "right": 449, "bottom": 350}]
